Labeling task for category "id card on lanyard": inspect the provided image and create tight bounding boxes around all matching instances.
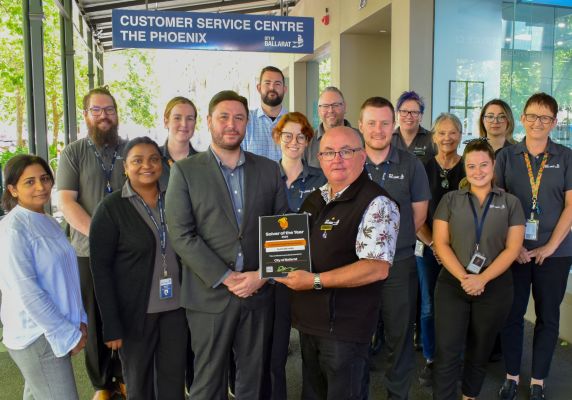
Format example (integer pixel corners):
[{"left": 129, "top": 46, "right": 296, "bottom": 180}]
[
  {"left": 523, "top": 152, "right": 548, "bottom": 241},
  {"left": 135, "top": 191, "right": 173, "bottom": 300},
  {"left": 466, "top": 192, "right": 494, "bottom": 274}
]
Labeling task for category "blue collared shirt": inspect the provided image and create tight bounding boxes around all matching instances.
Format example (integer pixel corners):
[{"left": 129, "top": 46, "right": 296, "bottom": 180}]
[
  {"left": 0, "top": 205, "right": 87, "bottom": 357},
  {"left": 210, "top": 147, "right": 246, "bottom": 272},
  {"left": 243, "top": 106, "right": 288, "bottom": 161}
]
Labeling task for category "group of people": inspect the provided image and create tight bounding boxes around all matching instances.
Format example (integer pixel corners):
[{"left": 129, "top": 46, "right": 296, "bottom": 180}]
[{"left": 0, "top": 64, "right": 570, "bottom": 400}]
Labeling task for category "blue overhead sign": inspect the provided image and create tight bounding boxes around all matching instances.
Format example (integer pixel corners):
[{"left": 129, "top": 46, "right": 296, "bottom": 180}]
[{"left": 112, "top": 9, "right": 314, "bottom": 54}]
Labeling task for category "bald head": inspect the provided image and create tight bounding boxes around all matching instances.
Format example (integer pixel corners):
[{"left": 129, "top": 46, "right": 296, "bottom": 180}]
[
  {"left": 318, "top": 126, "right": 366, "bottom": 192},
  {"left": 319, "top": 126, "right": 363, "bottom": 152}
]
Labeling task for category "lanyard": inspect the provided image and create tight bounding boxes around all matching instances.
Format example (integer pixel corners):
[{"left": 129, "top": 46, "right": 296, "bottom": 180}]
[
  {"left": 135, "top": 191, "right": 168, "bottom": 277},
  {"left": 468, "top": 192, "right": 495, "bottom": 252},
  {"left": 524, "top": 152, "right": 548, "bottom": 217},
  {"left": 87, "top": 139, "right": 118, "bottom": 194}
]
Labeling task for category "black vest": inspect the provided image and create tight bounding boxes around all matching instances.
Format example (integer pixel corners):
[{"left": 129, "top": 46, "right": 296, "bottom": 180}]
[{"left": 291, "top": 170, "right": 394, "bottom": 343}]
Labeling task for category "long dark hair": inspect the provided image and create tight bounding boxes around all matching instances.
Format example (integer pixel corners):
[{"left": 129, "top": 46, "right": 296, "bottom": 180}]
[{"left": 1, "top": 154, "right": 54, "bottom": 212}]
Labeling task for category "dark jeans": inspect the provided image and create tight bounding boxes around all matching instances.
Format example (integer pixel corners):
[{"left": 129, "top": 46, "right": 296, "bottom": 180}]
[
  {"left": 78, "top": 257, "right": 122, "bottom": 390},
  {"left": 416, "top": 248, "right": 442, "bottom": 361},
  {"left": 433, "top": 270, "right": 513, "bottom": 399},
  {"left": 501, "top": 256, "right": 572, "bottom": 379},
  {"left": 119, "top": 309, "right": 188, "bottom": 400},
  {"left": 300, "top": 333, "right": 369, "bottom": 400}
]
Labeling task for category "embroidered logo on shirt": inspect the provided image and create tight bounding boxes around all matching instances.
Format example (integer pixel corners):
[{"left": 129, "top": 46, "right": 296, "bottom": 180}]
[
  {"left": 388, "top": 173, "right": 405, "bottom": 180},
  {"left": 544, "top": 163, "right": 560, "bottom": 169}
]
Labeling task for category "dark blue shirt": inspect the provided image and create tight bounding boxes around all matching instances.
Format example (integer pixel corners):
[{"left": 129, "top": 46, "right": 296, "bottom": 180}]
[
  {"left": 279, "top": 161, "right": 326, "bottom": 212},
  {"left": 495, "top": 138, "right": 572, "bottom": 256},
  {"left": 366, "top": 145, "right": 431, "bottom": 261}
]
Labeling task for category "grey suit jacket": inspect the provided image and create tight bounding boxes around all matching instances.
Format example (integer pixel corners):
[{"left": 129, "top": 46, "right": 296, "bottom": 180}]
[{"left": 165, "top": 149, "right": 289, "bottom": 313}]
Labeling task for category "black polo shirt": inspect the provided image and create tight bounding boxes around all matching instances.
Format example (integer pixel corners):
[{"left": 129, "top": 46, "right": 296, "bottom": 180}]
[
  {"left": 392, "top": 126, "right": 436, "bottom": 165},
  {"left": 366, "top": 145, "right": 431, "bottom": 261},
  {"left": 495, "top": 138, "right": 572, "bottom": 256}
]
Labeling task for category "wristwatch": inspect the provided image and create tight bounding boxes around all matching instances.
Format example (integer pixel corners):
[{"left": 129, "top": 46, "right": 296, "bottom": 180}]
[{"left": 313, "top": 273, "right": 322, "bottom": 290}]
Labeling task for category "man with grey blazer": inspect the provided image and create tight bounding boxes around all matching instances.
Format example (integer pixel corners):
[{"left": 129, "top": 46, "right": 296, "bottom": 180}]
[{"left": 165, "top": 90, "right": 289, "bottom": 400}]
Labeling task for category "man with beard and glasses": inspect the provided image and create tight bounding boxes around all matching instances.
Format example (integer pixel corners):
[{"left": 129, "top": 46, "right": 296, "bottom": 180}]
[
  {"left": 242, "top": 66, "right": 288, "bottom": 161},
  {"left": 57, "top": 87, "right": 127, "bottom": 400},
  {"left": 305, "top": 87, "right": 362, "bottom": 169},
  {"left": 166, "top": 90, "right": 289, "bottom": 400}
]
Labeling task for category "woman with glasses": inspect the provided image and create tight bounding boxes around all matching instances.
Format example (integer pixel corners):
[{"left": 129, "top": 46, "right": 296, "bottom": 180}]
[
  {"left": 495, "top": 93, "right": 572, "bottom": 400},
  {"left": 273, "top": 112, "right": 326, "bottom": 212},
  {"left": 392, "top": 90, "right": 436, "bottom": 164},
  {"left": 415, "top": 113, "right": 465, "bottom": 386},
  {"left": 269, "top": 112, "right": 325, "bottom": 400},
  {"left": 0, "top": 155, "right": 87, "bottom": 400},
  {"left": 432, "top": 139, "right": 525, "bottom": 400},
  {"left": 479, "top": 99, "right": 515, "bottom": 153},
  {"left": 89, "top": 137, "right": 187, "bottom": 400}
]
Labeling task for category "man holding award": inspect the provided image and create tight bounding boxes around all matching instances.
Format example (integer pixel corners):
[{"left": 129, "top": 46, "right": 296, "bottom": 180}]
[
  {"left": 165, "top": 90, "right": 289, "bottom": 400},
  {"left": 277, "top": 126, "right": 400, "bottom": 399}
]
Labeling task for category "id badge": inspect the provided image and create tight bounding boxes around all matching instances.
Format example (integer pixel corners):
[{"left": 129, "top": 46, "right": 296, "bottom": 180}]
[
  {"left": 159, "top": 277, "right": 173, "bottom": 300},
  {"left": 525, "top": 219, "right": 539, "bottom": 241},
  {"left": 415, "top": 240, "right": 425, "bottom": 257},
  {"left": 466, "top": 252, "right": 487, "bottom": 274}
]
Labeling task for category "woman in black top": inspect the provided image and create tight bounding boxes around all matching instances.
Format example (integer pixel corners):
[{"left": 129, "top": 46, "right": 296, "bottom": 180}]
[
  {"left": 416, "top": 113, "right": 465, "bottom": 386},
  {"left": 90, "top": 137, "right": 187, "bottom": 400}
]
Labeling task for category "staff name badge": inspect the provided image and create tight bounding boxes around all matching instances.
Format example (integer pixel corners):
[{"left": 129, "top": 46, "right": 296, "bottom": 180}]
[
  {"left": 415, "top": 240, "right": 425, "bottom": 257},
  {"left": 466, "top": 252, "right": 487, "bottom": 274},
  {"left": 160, "top": 277, "right": 173, "bottom": 299},
  {"left": 525, "top": 218, "right": 539, "bottom": 241}
]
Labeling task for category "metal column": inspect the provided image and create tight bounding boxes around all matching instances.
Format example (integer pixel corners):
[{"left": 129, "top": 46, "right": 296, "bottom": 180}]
[
  {"left": 88, "top": 32, "right": 95, "bottom": 89},
  {"left": 59, "top": 0, "right": 77, "bottom": 144},
  {"left": 22, "top": 0, "right": 48, "bottom": 160}
]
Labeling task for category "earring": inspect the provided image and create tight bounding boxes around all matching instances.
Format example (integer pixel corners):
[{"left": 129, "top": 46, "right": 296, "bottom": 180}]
[{"left": 11, "top": 192, "right": 17, "bottom": 198}]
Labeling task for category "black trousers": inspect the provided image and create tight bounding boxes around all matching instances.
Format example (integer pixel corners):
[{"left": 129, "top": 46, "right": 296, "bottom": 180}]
[
  {"left": 118, "top": 308, "right": 188, "bottom": 400},
  {"left": 78, "top": 257, "right": 122, "bottom": 390},
  {"left": 268, "top": 283, "right": 291, "bottom": 400},
  {"left": 379, "top": 256, "right": 418, "bottom": 400},
  {"left": 300, "top": 333, "right": 369, "bottom": 400},
  {"left": 186, "top": 290, "right": 273, "bottom": 400},
  {"left": 501, "top": 256, "right": 572, "bottom": 379},
  {"left": 433, "top": 270, "right": 513, "bottom": 399}
]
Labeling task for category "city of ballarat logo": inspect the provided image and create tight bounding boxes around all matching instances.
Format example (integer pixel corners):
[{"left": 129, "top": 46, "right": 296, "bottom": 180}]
[{"left": 264, "top": 34, "right": 304, "bottom": 49}]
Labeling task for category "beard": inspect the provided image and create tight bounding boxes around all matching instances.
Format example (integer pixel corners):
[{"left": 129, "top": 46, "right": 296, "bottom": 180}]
[
  {"left": 262, "top": 90, "right": 284, "bottom": 107},
  {"left": 88, "top": 119, "right": 119, "bottom": 147}
]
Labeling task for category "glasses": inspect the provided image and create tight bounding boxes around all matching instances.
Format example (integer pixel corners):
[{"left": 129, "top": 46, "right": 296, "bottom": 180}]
[
  {"left": 524, "top": 114, "right": 555, "bottom": 124},
  {"left": 440, "top": 169, "right": 450, "bottom": 189},
  {"left": 318, "top": 148, "right": 362, "bottom": 161},
  {"left": 87, "top": 106, "right": 116, "bottom": 116},
  {"left": 463, "top": 137, "right": 489, "bottom": 145},
  {"left": 280, "top": 132, "right": 307, "bottom": 144},
  {"left": 398, "top": 109, "right": 421, "bottom": 118},
  {"left": 483, "top": 114, "right": 507, "bottom": 123},
  {"left": 318, "top": 102, "right": 343, "bottom": 111}
]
